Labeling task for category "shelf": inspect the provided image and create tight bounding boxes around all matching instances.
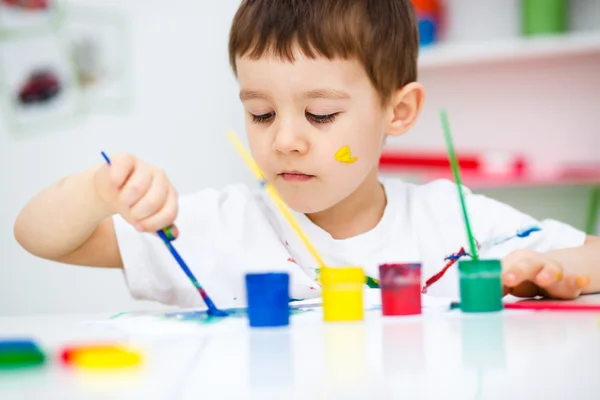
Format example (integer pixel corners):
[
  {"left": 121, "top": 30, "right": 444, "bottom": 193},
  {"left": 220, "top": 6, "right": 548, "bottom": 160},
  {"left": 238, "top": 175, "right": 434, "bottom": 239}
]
[
  {"left": 379, "top": 168, "right": 600, "bottom": 190},
  {"left": 418, "top": 31, "right": 600, "bottom": 70}
]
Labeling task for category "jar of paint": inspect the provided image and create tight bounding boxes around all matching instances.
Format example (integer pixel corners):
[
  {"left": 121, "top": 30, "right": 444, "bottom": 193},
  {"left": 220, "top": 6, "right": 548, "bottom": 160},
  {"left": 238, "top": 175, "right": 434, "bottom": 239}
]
[
  {"left": 522, "top": 0, "right": 567, "bottom": 36},
  {"left": 321, "top": 267, "right": 365, "bottom": 322},
  {"left": 458, "top": 259, "right": 503, "bottom": 313},
  {"left": 379, "top": 263, "right": 422, "bottom": 316},
  {"left": 245, "top": 272, "right": 290, "bottom": 328}
]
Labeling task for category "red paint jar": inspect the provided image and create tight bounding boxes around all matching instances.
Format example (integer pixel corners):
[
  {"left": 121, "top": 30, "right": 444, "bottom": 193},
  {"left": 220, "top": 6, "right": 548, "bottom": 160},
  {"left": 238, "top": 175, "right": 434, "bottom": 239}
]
[{"left": 379, "top": 263, "right": 422, "bottom": 316}]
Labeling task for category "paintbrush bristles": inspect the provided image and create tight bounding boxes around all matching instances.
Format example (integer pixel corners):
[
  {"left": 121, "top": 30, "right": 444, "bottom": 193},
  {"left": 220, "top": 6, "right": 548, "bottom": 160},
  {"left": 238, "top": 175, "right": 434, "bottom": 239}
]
[
  {"left": 440, "top": 109, "right": 479, "bottom": 261},
  {"left": 226, "top": 130, "right": 328, "bottom": 270}
]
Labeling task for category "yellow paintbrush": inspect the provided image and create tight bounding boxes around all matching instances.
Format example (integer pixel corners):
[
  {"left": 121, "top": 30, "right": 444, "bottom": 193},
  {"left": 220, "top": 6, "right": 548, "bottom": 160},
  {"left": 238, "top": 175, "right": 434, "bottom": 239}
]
[{"left": 226, "top": 130, "right": 327, "bottom": 274}]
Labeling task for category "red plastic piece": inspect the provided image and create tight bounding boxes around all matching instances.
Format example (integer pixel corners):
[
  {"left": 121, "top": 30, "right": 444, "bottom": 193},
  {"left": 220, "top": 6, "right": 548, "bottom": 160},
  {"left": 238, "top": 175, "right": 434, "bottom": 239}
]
[{"left": 2, "top": 0, "right": 49, "bottom": 10}]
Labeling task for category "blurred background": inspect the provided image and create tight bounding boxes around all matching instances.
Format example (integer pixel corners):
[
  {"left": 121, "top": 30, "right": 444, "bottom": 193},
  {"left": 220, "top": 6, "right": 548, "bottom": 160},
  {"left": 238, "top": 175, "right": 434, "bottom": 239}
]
[{"left": 0, "top": 0, "right": 598, "bottom": 316}]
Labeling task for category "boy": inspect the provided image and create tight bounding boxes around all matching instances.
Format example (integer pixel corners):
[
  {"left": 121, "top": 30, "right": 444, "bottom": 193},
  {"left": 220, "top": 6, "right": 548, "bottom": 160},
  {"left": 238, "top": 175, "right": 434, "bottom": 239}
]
[{"left": 14, "top": 0, "right": 600, "bottom": 309}]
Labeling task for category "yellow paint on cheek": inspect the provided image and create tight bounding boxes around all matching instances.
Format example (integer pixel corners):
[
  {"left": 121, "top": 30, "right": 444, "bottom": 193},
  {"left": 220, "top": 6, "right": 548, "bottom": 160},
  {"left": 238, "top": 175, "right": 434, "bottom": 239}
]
[{"left": 334, "top": 145, "right": 358, "bottom": 164}]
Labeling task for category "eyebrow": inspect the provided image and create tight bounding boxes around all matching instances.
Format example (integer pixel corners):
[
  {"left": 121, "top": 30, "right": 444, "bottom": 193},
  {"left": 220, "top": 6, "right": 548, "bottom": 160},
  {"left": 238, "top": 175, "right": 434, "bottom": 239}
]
[
  {"left": 301, "top": 88, "right": 351, "bottom": 100},
  {"left": 239, "top": 88, "right": 351, "bottom": 101},
  {"left": 239, "top": 89, "right": 270, "bottom": 101}
]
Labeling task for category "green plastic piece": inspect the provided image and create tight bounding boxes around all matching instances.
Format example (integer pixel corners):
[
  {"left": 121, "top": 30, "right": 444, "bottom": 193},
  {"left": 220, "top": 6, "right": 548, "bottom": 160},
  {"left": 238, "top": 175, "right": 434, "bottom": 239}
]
[
  {"left": 522, "top": 0, "right": 567, "bottom": 36},
  {"left": 458, "top": 259, "right": 503, "bottom": 313},
  {"left": 0, "top": 343, "right": 46, "bottom": 369}
]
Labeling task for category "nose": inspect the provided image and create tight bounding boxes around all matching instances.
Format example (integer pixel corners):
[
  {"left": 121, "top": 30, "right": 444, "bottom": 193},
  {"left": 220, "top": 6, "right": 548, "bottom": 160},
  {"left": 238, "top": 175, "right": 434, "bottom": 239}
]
[{"left": 273, "top": 123, "right": 309, "bottom": 155}]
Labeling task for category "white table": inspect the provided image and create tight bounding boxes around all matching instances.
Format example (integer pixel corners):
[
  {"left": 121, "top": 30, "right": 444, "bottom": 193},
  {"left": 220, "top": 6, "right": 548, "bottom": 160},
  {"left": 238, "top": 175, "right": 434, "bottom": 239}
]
[{"left": 2, "top": 295, "right": 600, "bottom": 400}]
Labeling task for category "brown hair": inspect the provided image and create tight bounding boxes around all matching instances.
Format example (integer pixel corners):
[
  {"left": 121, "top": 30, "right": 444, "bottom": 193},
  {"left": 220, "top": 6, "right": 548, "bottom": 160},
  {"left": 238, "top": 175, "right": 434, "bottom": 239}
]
[{"left": 228, "top": 0, "right": 419, "bottom": 104}]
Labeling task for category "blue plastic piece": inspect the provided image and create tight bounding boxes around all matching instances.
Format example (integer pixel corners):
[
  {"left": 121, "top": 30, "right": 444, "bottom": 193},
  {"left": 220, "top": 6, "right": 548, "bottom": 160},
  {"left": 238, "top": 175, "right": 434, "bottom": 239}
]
[
  {"left": 0, "top": 340, "right": 37, "bottom": 350},
  {"left": 418, "top": 15, "right": 437, "bottom": 46},
  {"left": 245, "top": 272, "right": 290, "bottom": 328}
]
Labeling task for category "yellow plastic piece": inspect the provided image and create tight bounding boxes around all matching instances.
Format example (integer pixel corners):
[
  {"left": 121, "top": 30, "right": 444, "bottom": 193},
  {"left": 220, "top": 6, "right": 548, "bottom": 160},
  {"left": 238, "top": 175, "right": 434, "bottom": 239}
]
[
  {"left": 322, "top": 267, "right": 365, "bottom": 322},
  {"left": 70, "top": 346, "right": 142, "bottom": 369}
]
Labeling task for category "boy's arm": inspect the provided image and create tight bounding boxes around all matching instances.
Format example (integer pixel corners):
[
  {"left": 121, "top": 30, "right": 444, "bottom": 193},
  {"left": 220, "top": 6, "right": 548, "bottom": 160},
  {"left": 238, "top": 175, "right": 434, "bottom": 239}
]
[
  {"left": 14, "top": 164, "right": 123, "bottom": 268},
  {"left": 16, "top": 153, "right": 179, "bottom": 268}
]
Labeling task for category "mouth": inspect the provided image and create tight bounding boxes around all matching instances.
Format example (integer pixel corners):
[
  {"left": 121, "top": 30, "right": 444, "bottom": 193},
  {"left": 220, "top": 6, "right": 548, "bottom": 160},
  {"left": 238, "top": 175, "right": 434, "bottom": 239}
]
[{"left": 278, "top": 171, "right": 315, "bottom": 182}]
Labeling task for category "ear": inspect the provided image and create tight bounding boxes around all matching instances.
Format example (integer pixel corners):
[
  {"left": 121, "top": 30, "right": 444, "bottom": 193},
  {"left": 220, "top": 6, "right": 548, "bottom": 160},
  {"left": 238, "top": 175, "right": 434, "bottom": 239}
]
[{"left": 386, "top": 82, "right": 425, "bottom": 137}]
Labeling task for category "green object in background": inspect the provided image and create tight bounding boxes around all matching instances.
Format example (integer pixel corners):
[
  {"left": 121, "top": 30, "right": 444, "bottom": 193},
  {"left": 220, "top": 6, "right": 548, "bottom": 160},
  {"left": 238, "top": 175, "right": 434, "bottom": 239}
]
[
  {"left": 458, "top": 259, "right": 503, "bottom": 313},
  {"left": 585, "top": 186, "right": 600, "bottom": 235},
  {"left": 522, "top": 0, "right": 568, "bottom": 36}
]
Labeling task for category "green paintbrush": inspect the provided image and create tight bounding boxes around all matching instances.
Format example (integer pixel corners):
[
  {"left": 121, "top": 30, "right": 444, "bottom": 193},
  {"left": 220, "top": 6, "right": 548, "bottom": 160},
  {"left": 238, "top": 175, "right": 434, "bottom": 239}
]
[{"left": 439, "top": 109, "right": 479, "bottom": 261}]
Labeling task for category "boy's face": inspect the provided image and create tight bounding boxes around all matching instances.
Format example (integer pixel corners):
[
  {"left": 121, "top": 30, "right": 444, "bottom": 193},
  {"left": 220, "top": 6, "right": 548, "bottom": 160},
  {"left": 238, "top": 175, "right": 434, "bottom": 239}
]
[{"left": 236, "top": 49, "right": 392, "bottom": 214}]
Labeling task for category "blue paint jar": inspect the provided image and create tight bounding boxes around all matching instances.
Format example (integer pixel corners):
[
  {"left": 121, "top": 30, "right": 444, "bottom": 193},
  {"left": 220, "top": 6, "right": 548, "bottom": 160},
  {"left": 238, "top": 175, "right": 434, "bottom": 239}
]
[{"left": 245, "top": 272, "right": 290, "bottom": 328}]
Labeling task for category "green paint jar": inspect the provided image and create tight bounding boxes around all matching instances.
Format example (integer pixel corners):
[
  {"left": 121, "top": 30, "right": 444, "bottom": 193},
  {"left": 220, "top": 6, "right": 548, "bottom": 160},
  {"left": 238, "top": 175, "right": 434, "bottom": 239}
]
[
  {"left": 458, "top": 259, "right": 503, "bottom": 313},
  {"left": 522, "top": 0, "right": 567, "bottom": 36}
]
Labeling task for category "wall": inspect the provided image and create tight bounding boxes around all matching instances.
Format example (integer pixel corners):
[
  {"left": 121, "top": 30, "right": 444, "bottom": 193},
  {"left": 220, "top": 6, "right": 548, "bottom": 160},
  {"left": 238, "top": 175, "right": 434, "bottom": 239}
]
[
  {"left": 0, "top": 0, "right": 598, "bottom": 316},
  {"left": 0, "top": 0, "right": 250, "bottom": 316}
]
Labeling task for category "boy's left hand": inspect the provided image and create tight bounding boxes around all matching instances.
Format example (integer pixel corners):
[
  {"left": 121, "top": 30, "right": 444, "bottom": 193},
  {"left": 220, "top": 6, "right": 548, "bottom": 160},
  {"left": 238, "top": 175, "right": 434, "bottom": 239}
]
[{"left": 501, "top": 250, "right": 590, "bottom": 300}]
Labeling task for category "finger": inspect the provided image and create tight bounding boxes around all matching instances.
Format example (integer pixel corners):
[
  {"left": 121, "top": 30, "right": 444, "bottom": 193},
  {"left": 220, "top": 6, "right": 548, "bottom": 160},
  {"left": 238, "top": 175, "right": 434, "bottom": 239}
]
[
  {"left": 108, "top": 153, "right": 136, "bottom": 189},
  {"left": 118, "top": 167, "right": 153, "bottom": 207},
  {"left": 502, "top": 257, "right": 545, "bottom": 288},
  {"left": 532, "top": 274, "right": 590, "bottom": 300},
  {"left": 538, "top": 275, "right": 582, "bottom": 300},
  {"left": 577, "top": 275, "right": 591, "bottom": 290},
  {"left": 136, "top": 188, "right": 178, "bottom": 233},
  {"left": 533, "top": 260, "right": 563, "bottom": 288},
  {"left": 129, "top": 171, "right": 169, "bottom": 221},
  {"left": 506, "top": 281, "right": 542, "bottom": 298}
]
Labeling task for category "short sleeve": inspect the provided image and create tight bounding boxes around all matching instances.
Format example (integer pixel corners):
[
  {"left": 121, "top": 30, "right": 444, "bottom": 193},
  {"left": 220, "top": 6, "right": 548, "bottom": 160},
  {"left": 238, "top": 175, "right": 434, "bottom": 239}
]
[{"left": 113, "top": 184, "right": 311, "bottom": 309}]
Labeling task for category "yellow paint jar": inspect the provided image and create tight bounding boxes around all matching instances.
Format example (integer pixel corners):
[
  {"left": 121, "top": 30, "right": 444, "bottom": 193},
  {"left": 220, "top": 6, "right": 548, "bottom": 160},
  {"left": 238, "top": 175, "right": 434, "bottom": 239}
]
[{"left": 321, "top": 267, "right": 365, "bottom": 322}]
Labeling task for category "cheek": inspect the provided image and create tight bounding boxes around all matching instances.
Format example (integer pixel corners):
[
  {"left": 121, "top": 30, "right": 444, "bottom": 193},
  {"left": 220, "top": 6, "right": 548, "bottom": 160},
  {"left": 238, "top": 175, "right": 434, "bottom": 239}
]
[
  {"left": 329, "top": 114, "right": 383, "bottom": 166},
  {"left": 247, "top": 132, "right": 269, "bottom": 166}
]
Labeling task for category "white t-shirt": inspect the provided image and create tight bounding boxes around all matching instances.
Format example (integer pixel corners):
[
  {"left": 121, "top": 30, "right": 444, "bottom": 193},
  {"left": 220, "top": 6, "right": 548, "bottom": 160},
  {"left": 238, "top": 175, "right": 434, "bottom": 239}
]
[{"left": 113, "top": 178, "right": 585, "bottom": 309}]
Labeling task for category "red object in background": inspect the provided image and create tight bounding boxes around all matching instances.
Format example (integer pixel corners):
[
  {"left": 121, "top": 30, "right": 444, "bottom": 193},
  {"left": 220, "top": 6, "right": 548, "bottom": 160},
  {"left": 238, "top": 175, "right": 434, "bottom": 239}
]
[
  {"left": 18, "top": 69, "right": 61, "bottom": 105},
  {"left": 410, "top": 0, "right": 446, "bottom": 45},
  {"left": 1, "top": 0, "right": 49, "bottom": 10},
  {"left": 379, "top": 150, "right": 481, "bottom": 172},
  {"left": 411, "top": 0, "right": 442, "bottom": 15},
  {"left": 378, "top": 150, "right": 600, "bottom": 189}
]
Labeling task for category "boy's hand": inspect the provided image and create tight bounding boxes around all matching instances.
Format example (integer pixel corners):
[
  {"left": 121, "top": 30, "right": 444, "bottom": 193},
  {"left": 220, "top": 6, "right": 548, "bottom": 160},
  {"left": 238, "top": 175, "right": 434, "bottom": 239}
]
[
  {"left": 94, "top": 153, "right": 179, "bottom": 238},
  {"left": 501, "top": 250, "right": 590, "bottom": 300}
]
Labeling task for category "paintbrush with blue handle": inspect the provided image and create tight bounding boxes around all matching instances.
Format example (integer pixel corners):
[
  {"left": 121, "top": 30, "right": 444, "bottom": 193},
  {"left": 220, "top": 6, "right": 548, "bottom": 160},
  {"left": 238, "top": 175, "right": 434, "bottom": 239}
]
[{"left": 101, "top": 152, "right": 227, "bottom": 317}]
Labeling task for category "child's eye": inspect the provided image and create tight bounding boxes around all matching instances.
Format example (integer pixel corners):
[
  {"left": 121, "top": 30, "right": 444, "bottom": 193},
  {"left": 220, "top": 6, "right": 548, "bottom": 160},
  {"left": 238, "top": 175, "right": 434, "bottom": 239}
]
[
  {"left": 306, "top": 112, "right": 338, "bottom": 124},
  {"left": 250, "top": 112, "right": 275, "bottom": 124}
]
